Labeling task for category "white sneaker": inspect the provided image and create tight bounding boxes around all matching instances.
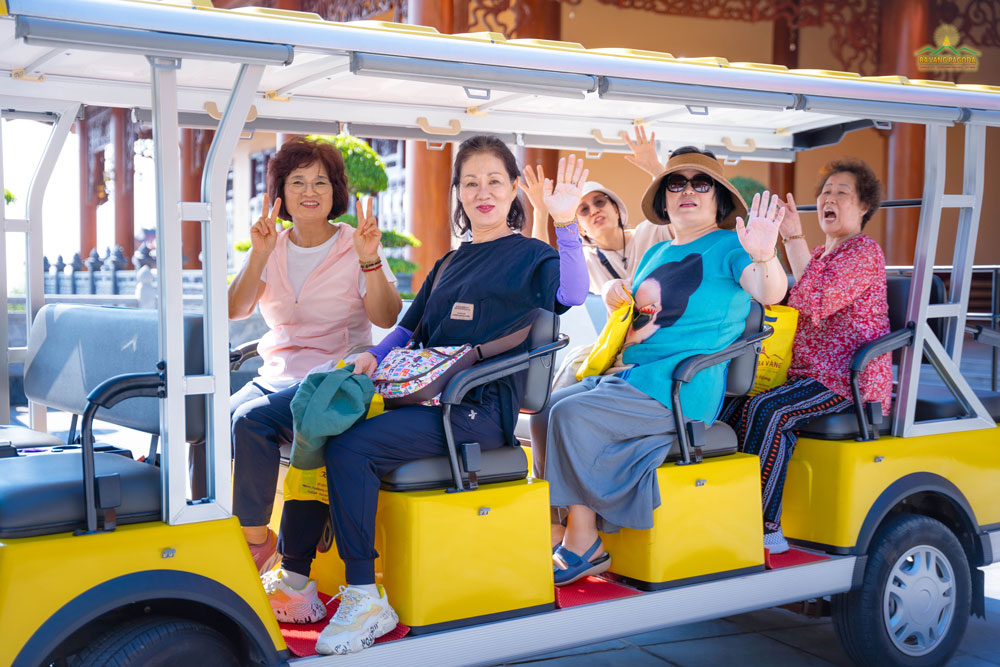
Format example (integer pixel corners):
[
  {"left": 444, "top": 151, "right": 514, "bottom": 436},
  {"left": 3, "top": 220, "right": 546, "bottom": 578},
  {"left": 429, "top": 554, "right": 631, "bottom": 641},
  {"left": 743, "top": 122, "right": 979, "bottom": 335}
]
[
  {"left": 764, "top": 528, "right": 790, "bottom": 554},
  {"left": 262, "top": 570, "right": 327, "bottom": 624},
  {"left": 315, "top": 585, "right": 399, "bottom": 655}
]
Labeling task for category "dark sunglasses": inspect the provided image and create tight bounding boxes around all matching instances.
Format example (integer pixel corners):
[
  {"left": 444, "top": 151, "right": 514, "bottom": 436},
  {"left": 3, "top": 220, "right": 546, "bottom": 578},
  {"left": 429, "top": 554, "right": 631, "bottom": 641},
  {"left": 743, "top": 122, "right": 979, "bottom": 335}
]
[
  {"left": 665, "top": 173, "right": 715, "bottom": 194},
  {"left": 631, "top": 306, "right": 653, "bottom": 330}
]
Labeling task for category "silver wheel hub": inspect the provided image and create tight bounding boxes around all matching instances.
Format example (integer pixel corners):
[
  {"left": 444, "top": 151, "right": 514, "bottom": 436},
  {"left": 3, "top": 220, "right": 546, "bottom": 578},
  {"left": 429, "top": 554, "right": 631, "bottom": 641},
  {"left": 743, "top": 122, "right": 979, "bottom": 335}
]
[{"left": 883, "top": 544, "right": 955, "bottom": 656}]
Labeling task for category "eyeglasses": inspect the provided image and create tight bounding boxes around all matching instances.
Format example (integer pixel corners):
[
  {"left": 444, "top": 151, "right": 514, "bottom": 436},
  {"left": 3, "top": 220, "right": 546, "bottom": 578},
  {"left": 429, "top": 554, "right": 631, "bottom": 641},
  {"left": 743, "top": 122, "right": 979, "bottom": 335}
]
[
  {"left": 665, "top": 173, "right": 715, "bottom": 194},
  {"left": 286, "top": 179, "right": 332, "bottom": 194},
  {"left": 577, "top": 194, "right": 613, "bottom": 218}
]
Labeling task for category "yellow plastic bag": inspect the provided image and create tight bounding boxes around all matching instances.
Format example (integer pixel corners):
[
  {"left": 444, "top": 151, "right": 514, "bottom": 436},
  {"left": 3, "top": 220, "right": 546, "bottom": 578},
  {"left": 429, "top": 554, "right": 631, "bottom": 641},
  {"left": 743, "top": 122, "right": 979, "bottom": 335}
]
[
  {"left": 282, "top": 363, "right": 385, "bottom": 504},
  {"left": 748, "top": 305, "right": 799, "bottom": 397},
  {"left": 576, "top": 297, "right": 634, "bottom": 381}
]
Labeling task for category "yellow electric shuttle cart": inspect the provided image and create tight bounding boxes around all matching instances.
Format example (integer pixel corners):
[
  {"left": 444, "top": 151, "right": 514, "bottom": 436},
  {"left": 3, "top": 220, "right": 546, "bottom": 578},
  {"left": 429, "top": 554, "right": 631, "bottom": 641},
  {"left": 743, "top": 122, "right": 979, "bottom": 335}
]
[{"left": 1, "top": 1, "right": 998, "bottom": 665}]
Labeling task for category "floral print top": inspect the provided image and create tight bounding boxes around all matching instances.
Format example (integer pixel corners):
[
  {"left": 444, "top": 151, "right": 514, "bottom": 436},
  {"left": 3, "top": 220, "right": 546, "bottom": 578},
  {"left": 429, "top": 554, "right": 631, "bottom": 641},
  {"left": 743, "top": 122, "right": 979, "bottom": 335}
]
[{"left": 787, "top": 234, "right": 892, "bottom": 414}]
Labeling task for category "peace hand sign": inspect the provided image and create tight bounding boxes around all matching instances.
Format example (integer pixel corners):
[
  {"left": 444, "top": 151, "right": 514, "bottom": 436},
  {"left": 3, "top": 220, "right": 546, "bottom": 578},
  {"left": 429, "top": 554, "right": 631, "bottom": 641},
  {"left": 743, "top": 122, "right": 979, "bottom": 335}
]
[
  {"left": 543, "top": 154, "right": 589, "bottom": 224},
  {"left": 250, "top": 192, "right": 282, "bottom": 259},
  {"left": 352, "top": 196, "right": 382, "bottom": 262},
  {"left": 735, "top": 190, "right": 784, "bottom": 262}
]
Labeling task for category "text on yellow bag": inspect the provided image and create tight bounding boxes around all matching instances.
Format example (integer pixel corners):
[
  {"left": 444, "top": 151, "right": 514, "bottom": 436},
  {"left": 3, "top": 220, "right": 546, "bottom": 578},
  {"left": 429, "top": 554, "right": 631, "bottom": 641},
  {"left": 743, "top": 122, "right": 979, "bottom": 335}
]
[{"left": 748, "top": 305, "right": 799, "bottom": 397}]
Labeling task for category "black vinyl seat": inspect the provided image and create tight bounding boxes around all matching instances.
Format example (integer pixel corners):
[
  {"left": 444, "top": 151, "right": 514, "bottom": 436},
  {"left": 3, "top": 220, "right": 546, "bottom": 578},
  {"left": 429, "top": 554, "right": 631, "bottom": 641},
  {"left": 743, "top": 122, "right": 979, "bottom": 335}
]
[{"left": 381, "top": 309, "right": 565, "bottom": 492}]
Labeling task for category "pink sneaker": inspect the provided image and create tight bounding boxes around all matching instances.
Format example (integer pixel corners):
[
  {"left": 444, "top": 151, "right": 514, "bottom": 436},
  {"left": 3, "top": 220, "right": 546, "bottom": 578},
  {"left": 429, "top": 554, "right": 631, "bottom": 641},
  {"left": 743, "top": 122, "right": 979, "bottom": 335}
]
[{"left": 249, "top": 529, "right": 281, "bottom": 574}]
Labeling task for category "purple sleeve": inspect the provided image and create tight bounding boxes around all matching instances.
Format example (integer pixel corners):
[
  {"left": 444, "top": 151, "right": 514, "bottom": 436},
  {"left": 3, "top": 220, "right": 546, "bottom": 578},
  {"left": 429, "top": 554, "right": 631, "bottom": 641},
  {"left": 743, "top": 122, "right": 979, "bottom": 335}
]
[
  {"left": 554, "top": 223, "right": 588, "bottom": 307},
  {"left": 368, "top": 325, "right": 413, "bottom": 364}
]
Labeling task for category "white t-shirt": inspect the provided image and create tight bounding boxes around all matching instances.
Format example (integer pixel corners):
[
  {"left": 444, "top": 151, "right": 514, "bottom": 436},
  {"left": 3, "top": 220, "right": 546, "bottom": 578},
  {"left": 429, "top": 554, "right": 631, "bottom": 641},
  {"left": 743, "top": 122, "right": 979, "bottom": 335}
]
[{"left": 260, "top": 227, "right": 396, "bottom": 299}]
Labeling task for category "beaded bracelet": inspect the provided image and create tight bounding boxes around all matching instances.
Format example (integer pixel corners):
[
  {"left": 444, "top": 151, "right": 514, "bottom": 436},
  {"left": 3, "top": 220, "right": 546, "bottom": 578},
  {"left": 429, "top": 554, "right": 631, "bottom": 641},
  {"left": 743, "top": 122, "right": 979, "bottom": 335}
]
[
  {"left": 552, "top": 218, "right": 576, "bottom": 228},
  {"left": 782, "top": 234, "right": 805, "bottom": 244},
  {"left": 751, "top": 248, "right": 777, "bottom": 264},
  {"left": 361, "top": 262, "right": 383, "bottom": 273},
  {"left": 359, "top": 258, "right": 381, "bottom": 269}
]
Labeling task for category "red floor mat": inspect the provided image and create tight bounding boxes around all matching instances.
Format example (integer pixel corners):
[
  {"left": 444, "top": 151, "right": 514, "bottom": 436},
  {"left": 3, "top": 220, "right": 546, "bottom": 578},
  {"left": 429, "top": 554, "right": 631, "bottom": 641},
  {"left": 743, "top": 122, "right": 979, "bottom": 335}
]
[
  {"left": 279, "top": 593, "right": 410, "bottom": 657},
  {"left": 554, "top": 576, "right": 641, "bottom": 609},
  {"left": 765, "top": 547, "right": 830, "bottom": 570}
]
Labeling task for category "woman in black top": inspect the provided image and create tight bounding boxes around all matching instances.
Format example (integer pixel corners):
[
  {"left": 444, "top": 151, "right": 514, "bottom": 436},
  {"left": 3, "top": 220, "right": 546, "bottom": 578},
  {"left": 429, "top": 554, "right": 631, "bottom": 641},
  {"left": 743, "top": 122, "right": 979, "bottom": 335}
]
[{"left": 262, "top": 135, "right": 589, "bottom": 656}]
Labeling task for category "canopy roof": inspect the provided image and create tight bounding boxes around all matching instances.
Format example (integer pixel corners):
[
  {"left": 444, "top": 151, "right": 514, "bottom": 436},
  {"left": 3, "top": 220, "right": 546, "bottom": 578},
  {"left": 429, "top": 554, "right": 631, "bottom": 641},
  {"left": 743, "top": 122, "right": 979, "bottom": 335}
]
[{"left": 3, "top": 0, "right": 1000, "bottom": 162}]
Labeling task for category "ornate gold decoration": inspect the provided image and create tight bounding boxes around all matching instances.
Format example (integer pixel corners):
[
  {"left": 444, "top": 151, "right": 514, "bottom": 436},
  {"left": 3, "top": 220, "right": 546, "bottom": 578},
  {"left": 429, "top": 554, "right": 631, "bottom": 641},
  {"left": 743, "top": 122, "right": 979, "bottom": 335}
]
[
  {"left": 937, "top": 0, "right": 1000, "bottom": 49},
  {"left": 566, "top": 0, "right": 878, "bottom": 75}
]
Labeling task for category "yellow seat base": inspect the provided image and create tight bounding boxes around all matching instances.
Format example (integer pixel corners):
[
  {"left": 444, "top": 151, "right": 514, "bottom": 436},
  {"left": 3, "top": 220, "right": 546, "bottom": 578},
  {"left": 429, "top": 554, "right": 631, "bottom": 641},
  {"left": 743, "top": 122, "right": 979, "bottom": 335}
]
[
  {"left": 600, "top": 453, "right": 765, "bottom": 590},
  {"left": 293, "top": 476, "right": 555, "bottom": 634}
]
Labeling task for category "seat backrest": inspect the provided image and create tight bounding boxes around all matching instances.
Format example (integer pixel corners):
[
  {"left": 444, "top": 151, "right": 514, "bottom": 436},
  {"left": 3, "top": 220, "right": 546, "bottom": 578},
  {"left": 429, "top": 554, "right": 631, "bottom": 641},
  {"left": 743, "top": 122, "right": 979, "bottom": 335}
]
[
  {"left": 885, "top": 273, "right": 946, "bottom": 363},
  {"left": 725, "top": 300, "right": 764, "bottom": 397},
  {"left": 24, "top": 304, "right": 207, "bottom": 442},
  {"left": 519, "top": 309, "right": 560, "bottom": 414}
]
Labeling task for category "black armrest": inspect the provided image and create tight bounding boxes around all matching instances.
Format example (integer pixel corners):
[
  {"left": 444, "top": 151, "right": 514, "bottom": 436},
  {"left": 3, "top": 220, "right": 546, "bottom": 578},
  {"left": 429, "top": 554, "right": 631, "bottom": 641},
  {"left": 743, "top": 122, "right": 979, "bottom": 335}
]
[
  {"left": 440, "top": 335, "right": 568, "bottom": 406},
  {"left": 848, "top": 327, "right": 914, "bottom": 441},
  {"left": 79, "top": 366, "right": 166, "bottom": 535},
  {"left": 230, "top": 339, "right": 260, "bottom": 370},
  {"left": 439, "top": 333, "right": 568, "bottom": 492},
  {"left": 967, "top": 325, "right": 1000, "bottom": 349},
  {"left": 669, "top": 327, "right": 772, "bottom": 465}
]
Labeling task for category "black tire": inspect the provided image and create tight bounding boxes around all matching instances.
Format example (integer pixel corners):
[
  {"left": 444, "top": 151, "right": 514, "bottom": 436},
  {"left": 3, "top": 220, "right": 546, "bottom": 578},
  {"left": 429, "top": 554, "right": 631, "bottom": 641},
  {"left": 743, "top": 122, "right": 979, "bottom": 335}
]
[
  {"left": 72, "top": 615, "right": 241, "bottom": 667},
  {"left": 832, "top": 514, "right": 971, "bottom": 667}
]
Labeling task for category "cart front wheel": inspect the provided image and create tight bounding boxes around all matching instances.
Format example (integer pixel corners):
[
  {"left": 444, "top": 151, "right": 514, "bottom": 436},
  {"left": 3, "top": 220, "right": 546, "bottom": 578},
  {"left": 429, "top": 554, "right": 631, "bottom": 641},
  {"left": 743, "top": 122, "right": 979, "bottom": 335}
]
[
  {"left": 73, "top": 615, "right": 241, "bottom": 667},
  {"left": 832, "top": 514, "right": 971, "bottom": 667}
]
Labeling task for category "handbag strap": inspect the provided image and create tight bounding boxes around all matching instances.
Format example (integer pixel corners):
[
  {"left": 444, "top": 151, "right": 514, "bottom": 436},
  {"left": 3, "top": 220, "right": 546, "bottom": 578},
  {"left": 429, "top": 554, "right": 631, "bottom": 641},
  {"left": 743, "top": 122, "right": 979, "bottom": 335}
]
[
  {"left": 472, "top": 315, "right": 537, "bottom": 361},
  {"left": 594, "top": 247, "right": 622, "bottom": 281},
  {"left": 407, "top": 249, "right": 457, "bottom": 346}
]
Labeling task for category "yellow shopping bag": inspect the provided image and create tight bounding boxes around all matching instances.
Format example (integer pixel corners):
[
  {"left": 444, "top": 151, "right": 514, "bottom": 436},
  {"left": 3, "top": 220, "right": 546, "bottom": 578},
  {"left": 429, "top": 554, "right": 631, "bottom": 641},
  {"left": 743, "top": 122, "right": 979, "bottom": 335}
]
[
  {"left": 748, "top": 305, "right": 799, "bottom": 396},
  {"left": 282, "top": 362, "right": 385, "bottom": 504},
  {"left": 576, "top": 296, "right": 634, "bottom": 381}
]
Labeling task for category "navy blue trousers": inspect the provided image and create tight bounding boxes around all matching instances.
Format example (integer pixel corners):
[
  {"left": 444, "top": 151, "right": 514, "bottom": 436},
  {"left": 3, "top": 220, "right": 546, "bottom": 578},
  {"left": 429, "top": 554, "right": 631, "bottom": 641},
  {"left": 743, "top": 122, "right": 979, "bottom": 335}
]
[{"left": 235, "top": 385, "right": 506, "bottom": 585}]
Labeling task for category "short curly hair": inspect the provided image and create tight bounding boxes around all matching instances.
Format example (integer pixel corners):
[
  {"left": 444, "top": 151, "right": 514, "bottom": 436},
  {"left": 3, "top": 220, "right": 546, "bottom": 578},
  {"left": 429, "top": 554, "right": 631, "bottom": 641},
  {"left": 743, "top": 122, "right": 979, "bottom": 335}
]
[
  {"left": 815, "top": 158, "right": 882, "bottom": 229},
  {"left": 267, "top": 137, "right": 349, "bottom": 222}
]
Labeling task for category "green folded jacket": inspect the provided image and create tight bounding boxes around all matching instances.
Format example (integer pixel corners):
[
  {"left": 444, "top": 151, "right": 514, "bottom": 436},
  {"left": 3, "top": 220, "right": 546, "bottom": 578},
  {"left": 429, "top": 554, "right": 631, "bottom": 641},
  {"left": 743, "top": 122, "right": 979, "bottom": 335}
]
[{"left": 289, "top": 366, "right": 375, "bottom": 470}]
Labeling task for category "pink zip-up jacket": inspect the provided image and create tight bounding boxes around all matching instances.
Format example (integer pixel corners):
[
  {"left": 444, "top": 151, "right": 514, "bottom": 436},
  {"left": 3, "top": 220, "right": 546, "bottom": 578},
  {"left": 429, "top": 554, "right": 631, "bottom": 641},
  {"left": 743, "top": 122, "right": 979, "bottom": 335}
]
[{"left": 256, "top": 223, "right": 371, "bottom": 383}]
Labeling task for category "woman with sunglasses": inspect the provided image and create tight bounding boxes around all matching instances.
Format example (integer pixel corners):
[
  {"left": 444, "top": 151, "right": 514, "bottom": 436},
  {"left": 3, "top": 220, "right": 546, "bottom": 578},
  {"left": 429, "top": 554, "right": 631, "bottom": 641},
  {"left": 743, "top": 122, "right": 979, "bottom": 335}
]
[
  {"left": 538, "top": 146, "right": 788, "bottom": 585},
  {"left": 228, "top": 136, "right": 402, "bottom": 573}
]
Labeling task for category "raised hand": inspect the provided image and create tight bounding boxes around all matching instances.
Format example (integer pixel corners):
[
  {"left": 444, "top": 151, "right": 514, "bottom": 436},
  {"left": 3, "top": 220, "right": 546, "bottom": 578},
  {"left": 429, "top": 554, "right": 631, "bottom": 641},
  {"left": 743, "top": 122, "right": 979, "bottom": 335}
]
[
  {"left": 352, "top": 351, "right": 378, "bottom": 377},
  {"left": 624, "top": 126, "right": 663, "bottom": 178},
  {"left": 778, "top": 192, "right": 803, "bottom": 240},
  {"left": 543, "top": 154, "right": 589, "bottom": 224},
  {"left": 250, "top": 192, "right": 282, "bottom": 258},
  {"left": 353, "top": 196, "right": 382, "bottom": 262},
  {"left": 735, "top": 191, "right": 784, "bottom": 262},
  {"left": 518, "top": 164, "right": 547, "bottom": 212}
]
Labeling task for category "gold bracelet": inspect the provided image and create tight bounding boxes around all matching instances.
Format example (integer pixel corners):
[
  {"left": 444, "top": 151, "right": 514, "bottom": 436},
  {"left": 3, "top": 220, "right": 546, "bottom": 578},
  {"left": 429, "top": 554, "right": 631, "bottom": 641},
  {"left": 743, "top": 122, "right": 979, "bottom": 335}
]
[
  {"left": 782, "top": 234, "right": 805, "bottom": 243},
  {"left": 552, "top": 219, "right": 576, "bottom": 228},
  {"left": 751, "top": 248, "right": 777, "bottom": 264}
]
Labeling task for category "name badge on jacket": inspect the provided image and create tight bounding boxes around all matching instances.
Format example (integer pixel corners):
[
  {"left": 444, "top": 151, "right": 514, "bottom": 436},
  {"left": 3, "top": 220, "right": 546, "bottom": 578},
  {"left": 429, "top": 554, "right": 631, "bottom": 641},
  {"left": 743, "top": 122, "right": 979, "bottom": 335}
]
[{"left": 451, "top": 302, "right": 475, "bottom": 321}]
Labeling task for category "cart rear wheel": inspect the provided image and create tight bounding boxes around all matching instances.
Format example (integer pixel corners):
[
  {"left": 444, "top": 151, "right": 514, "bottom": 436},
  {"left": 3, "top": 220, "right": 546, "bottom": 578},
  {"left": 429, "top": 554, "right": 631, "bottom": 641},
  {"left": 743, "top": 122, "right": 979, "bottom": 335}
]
[
  {"left": 832, "top": 514, "right": 970, "bottom": 667},
  {"left": 73, "top": 615, "right": 240, "bottom": 667}
]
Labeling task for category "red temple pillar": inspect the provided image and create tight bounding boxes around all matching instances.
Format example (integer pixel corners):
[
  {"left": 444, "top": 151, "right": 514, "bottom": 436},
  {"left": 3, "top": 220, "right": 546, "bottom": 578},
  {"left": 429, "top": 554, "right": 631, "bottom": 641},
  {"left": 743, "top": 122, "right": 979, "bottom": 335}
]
[
  {"left": 112, "top": 108, "right": 135, "bottom": 267},
  {"left": 180, "top": 128, "right": 213, "bottom": 269},
  {"left": 78, "top": 117, "right": 98, "bottom": 259}
]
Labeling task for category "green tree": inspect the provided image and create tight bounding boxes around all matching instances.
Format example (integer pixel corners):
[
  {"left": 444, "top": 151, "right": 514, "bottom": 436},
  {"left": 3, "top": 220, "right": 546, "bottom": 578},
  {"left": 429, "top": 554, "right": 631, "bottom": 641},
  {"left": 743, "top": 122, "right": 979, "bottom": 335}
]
[
  {"left": 730, "top": 176, "right": 768, "bottom": 206},
  {"left": 4, "top": 189, "right": 14, "bottom": 204}
]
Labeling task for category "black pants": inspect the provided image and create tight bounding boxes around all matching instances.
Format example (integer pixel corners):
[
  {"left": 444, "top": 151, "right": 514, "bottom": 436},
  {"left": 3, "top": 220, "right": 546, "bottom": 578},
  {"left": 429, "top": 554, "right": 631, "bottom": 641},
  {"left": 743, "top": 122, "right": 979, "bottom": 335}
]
[{"left": 278, "top": 396, "right": 506, "bottom": 585}]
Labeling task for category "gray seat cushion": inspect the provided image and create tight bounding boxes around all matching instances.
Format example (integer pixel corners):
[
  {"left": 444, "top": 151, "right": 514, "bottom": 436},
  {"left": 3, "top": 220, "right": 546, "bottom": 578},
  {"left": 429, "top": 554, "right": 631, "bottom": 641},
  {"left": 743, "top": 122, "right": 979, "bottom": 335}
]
[
  {"left": 0, "top": 425, "right": 65, "bottom": 448},
  {"left": 664, "top": 422, "right": 737, "bottom": 463},
  {"left": 380, "top": 445, "right": 528, "bottom": 492},
  {"left": 0, "top": 452, "right": 161, "bottom": 538},
  {"left": 914, "top": 385, "right": 1000, "bottom": 422},
  {"left": 797, "top": 411, "right": 893, "bottom": 440}
]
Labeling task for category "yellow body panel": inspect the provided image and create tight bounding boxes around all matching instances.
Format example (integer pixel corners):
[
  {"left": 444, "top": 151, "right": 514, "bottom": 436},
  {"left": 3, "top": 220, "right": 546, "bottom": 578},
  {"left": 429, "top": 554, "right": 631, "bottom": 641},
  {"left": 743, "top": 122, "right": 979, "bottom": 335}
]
[
  {"left": 269, "top": 471, "right": 554, "bottom": 628},
  {"left": 375, "top": 478, "right": 554, "bottom": 628},
  {"left": 0, "top": 518, "right": 284, "bottom": 665},
  {"left": 783, "top": 430, "right": 1000, "bottom": 549},
  {"left": 600, "top": 453, "right": 764, "bottom": 586}
]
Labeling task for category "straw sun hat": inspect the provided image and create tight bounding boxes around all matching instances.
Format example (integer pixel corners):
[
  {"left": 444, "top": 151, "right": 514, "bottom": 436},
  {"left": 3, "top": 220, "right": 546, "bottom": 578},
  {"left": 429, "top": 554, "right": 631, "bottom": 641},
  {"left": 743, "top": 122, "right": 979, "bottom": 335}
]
[{"left": 641, "top": 151, "right": 748, "bottom": 229}]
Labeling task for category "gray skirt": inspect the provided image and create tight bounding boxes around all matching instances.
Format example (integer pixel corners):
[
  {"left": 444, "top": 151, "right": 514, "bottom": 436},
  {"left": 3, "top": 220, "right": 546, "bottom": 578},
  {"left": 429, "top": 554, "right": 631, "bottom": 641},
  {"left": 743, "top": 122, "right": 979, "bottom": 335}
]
[{"left": 543, "top": 375, "right": 678, "bottom": 533}]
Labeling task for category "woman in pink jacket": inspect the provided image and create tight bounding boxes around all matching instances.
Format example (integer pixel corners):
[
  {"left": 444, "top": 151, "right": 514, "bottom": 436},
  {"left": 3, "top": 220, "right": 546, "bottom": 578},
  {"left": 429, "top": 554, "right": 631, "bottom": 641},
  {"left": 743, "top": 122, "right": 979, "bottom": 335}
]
[{"left": 228, "top": 137, "right": 402, "bottom": 572}]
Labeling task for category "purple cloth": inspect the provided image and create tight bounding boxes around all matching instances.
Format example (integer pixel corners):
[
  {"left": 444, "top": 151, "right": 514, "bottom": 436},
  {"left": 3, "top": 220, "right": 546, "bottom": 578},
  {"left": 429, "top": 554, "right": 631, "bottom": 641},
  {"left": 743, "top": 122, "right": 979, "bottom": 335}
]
[
  {"left": 555, "top": 223, "right": 588, "bottom": 307},
  {"left": 368, "top": 325, "right": 413, "bottom": 364}
]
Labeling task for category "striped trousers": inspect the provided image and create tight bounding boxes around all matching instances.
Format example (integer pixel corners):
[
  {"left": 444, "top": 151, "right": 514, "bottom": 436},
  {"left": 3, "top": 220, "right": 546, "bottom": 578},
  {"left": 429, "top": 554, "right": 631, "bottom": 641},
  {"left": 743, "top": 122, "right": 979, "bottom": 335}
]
[{"left": 722, "top": 377, "right": 850, "bottom": 533}]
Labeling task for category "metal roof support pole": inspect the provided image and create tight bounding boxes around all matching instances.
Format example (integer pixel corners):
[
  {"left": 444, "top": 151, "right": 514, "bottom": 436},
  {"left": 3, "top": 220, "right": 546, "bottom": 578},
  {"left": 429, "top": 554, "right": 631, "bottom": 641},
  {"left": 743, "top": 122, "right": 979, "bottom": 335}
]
[
  {"left": 894, "top": 123, "right": 994, "bottom": 438},
  {"left": 23, "top": 103, "right": 78, "bottom": 432},
  {"left": 198, "top": 63, "right": 265, "bottom": 515},
  {"left": 0, "top": 118, "right": 9, "bottom": 424},
  {"left": 149, "top": 55, "right": 196, "bottom": 525}
]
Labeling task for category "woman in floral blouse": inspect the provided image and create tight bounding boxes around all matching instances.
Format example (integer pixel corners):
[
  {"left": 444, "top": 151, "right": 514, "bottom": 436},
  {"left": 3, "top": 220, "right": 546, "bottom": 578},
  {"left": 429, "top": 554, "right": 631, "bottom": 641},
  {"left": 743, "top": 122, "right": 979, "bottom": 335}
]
[{"left": 723, "top": 158, "right": 891, "bottom": 554}]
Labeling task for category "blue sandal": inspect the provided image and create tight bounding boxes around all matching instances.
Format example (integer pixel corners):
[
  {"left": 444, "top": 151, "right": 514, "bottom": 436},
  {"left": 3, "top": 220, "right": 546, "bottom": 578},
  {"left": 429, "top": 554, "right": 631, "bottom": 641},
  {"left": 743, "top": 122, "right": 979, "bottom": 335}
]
[{"left": 553, "top": 538, "right": 611, "bottom": 586}]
